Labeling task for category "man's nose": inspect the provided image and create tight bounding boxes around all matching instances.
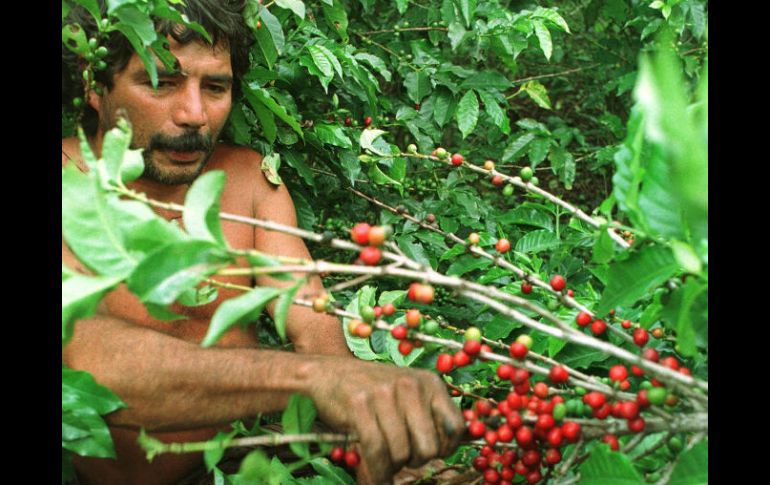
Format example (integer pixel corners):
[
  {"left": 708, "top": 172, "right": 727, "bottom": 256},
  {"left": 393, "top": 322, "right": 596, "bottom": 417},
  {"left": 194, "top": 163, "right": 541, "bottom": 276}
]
[{"left": 172, "top": 85, "right": 207, "bottom": 129}]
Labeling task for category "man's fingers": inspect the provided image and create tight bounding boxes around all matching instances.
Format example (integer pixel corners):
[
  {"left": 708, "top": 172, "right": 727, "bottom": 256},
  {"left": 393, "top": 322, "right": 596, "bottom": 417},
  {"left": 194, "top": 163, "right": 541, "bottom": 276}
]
[
  {"left": 429, "top": 378, "right": 465, "bottom": 457},
  {"left": 373, "top": 385, "right": 412, "bottom": 470},
  {"left": 395, "top": 376, "right": 439, "bottom": 468},
  {"left": 351, "top": 392, "right": 393, "bottom": 485}
]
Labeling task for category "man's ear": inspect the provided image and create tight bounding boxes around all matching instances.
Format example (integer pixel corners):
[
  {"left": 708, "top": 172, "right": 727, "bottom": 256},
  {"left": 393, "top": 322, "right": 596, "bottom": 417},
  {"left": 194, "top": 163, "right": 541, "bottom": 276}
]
[{"left": 86, "top": 86, "right": 102, "bottom": 113}]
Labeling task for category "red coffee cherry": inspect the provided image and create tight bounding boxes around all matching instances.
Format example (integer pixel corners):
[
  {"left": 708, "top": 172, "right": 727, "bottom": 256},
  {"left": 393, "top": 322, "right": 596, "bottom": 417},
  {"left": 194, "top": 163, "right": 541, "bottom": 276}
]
[
  {"left": 476, "top": 399, "right": 493, "bottom": 416},
  {"left": 627, "top": 416, "right": 646, "bottom": 432},
  {"left": 363, "top": 116, "right": 372, "bottom": 127},
  {"left": 609, "top": 365, "right": 628, "bottom": 382},
  {"left": 344, "top": 449, "right": 361, "bottom": 467},
  {"left": 509, "top": 342, "right": 528, "bottom": 359},
  {"left": 515, "top": 425, "right": 533, "bottom": 446},
  {"left": 545, "top": 448, "right": 562, "bottom": 465},
  {"left": 652, "top": 327, "right": 664, "bottom": 338},
  {"left": 463, "top": 339, "right": 482, "bottom": 356},
  {"left": 507, "top": 410, "right": 522, "bottom": 428},
  {"left": 521, "top": 449, "right": 541, "bottom": 467},
  {"left": 631, "top": 365, "right": 644, "bottom": 376},
  {"left": 451, "top": 153, "right": 464, "bottom": 166},
  {"left": 583, "top": 391, "right": 606, "bottom": 409},
  {"left": 492, "top": 174, "right": 504, "bottom": 186},
  {"left": 550, "top": 274, "right": 566, "bottom": 291},
  {"left": 679, "top": 367, "right": 692, "bottom": 376},
  {"left": 621, "top": 319, "right": 632, "bottom": 329},
  {"left": 642, "top": 347, "right": 659, "bottom": 362},
  {"left": 483, "top": 469, "right": 500, "bottom": 484},
  {"left": 561, "top": 421, "right": 581, "bottom": 442},
  {"left": 496, "top": 238, "right": 511, "bottom": 253},
  {"left": 619, "top": 379, "right": 631, "bottom": 391},
  {"left": 405, "top": 309, "right": 421, "bottom": 327},
  {"left": 497, "top": 400, "right": 511, "bottom": 415},
  {"left": 390, "top": 324, "right": 407, "bottom": 340},
  {"left": 511, "top": 368, "right": 529, "bottom": 385},
  {"left": 620, "top": 401, "right": 640, "bottom": 420},
  {"left": 576, "top": 311, "right": 592, "bottom": 327},
  {"left": 368, "top": 225, "right": 388, "bottom": 246},
  {"left": 453, "top": 350, "right": 471, "bottom": 367},
  {"left": 484, "top": 429, "right": 499, "bottom": 446},
  {"left": 414, "top": 284, "right": 435, "bottom": 304},
  {"left": 350, "top": 222, "right": 371, "bottom": 244},
  {"left": 463, "top": 409, "right": 477, "bottom": 422},
  {"left": 521, "top": 282, "right": 533, "bottom": 294},
  {"left": 506, "top": 393, "right": 522, "bottom": 410},
  {"left": 533, "top": 382, "right": 549, "bottom": 399},
  {"left": 661, "top": 356, "right": 680, "bottom": 370},
  {"left": 468, "top": 420, "right": 486, "bottom": 438},
  {"left": 549, "top": 365, "right": 569, "bottom": 384},
  {"left": 436, "top": 353, "right": 454, "bottom": 373},
  {"left": 593, "top": 402, "right": 611, "bottom": 420},
  {"left": 567, "top": 289, "right": 574, "bottom": 297},
  {"left": 535, "top": 413, "right": 555, "bottom": 431},
  {"left": 497, "top": 364, "right": 515, "bottom": 380},
  {"left": 359, "top": 246, "right": 381, "bottom": 265},
  {"left": 547, "top": 427, "right": 563, "bottom": 447},
  {"left": 398, "top": 339, "right": 413, "bottom": 355},
  {"left": 602, "top": 434, "right": 619, "bottom": 451},
  {"left": 633, "top": 328, "right": 649, "bottom": 347},
  {"left": 497, "top": 424, "right": 514, "bottom": 443},
  {"left": 526, "top": 470, "right": 542, "bottom": 484},
  {"left": 514, "top": 460, "right": 529, "bottom": 477},
  {"left": 591, "top": 319, "right": 607, "bottom": 335},
  {"left": 636, "top": 389, "right": 651, "bottom": 408},
  {"left": 472, "top": 455, "right": 489, "bottom": 471},
  {"left": 382, "top": 302, "right": 396, "bottom": 316},
  {"left": 330, "top": 446, "right": 345, "bottom": 463},
  {"left": 609, "top": 309, "right": 616, "bottom": 317}
]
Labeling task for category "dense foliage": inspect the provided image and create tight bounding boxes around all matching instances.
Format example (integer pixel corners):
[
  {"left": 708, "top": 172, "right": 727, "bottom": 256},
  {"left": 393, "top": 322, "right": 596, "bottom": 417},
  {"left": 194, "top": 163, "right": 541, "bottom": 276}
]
[{"left": 62, "top": 0, "right": 708, "bottom": 483}]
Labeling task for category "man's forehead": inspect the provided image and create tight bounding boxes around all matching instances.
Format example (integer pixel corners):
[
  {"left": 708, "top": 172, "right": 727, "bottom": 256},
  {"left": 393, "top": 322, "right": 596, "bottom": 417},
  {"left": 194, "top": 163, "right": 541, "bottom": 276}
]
[{"left": 125, "top": 36, "right": 232, "bottom": 75}]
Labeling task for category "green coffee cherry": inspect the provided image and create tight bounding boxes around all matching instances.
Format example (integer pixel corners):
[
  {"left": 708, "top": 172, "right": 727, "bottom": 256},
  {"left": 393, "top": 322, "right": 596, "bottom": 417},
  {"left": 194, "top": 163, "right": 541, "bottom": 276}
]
[
  {"left": 88, "top": 37, "right": 98, "bottom": 49},
  {"left": 647, "top": 387, "right": 667, "bottom": 406},
  {"left": 667, "top": 436, "right": 683, "bottom": 453},
  {"left": 520, "top": 166, "right": 533, "bottom": 182},
  {"left": 407, "top": 143, "right": 417, "bottom": 153},
  {"left": 96, "top": 60, "right": 107, "bottom": 71},
  {"left": 502, "top": 184, "right": 514, "bottom": 196},
  {"left": 95, "top": 46, "right": 109, "bottom": 58},
  {"left": 100, "top": 18, "right": 110, "bottom": 29},
  {"left": 640, "top": 380, "right": 653, "bottom": 390},
  {"left": 435, "top": 147, "right": 447, "bottom": 158},
  {"left": 552, "top": 402, "right": 566, "bottom": 421},
  {"left": 422, "top": 319, "right": 439, "bottom": 335},
  {"left": 72, "top": 97, "right": 83, "bottom": 108},
  {"left": 565, "top": 399, "right": 578, "bottom": 415},
  {"left": 360, "top": 305, "right": 376, "bottom": 323},
  {"left": 574, "top": 386, "right": 587, "bottom": 396},
  {"left": 464, "top": 327, "right": 482, "bottom": 342},
  {"left": 531, "top": 176, "right": 540, "bottom": 186}
]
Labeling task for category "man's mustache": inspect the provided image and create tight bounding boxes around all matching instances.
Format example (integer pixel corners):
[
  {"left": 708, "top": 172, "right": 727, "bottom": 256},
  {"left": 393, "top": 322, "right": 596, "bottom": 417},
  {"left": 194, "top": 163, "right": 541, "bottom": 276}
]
[{"left": 146, "top": 131, "right": 214, "bottom": 153}]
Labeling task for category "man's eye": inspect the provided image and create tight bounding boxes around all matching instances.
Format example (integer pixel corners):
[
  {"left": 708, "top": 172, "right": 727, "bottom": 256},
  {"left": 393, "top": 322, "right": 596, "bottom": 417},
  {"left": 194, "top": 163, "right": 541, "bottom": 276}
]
[{"left": 207, "top": 84, "right": 228, "bottom": 93}]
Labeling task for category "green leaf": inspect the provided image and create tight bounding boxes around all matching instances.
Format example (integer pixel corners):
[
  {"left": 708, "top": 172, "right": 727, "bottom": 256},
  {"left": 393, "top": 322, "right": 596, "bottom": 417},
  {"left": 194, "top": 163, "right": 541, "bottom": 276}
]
[
  {"left": 532, "top": 19, "right": 552, "bottom": 60},
  {"left": 404, "top": 71, "right": 432, "bottom": 104},
  {"left": 126, "top": 240, "right": 232, "bottom": 306},
  {"left": 387, "top": 332, "right": 425, "bottom": 366},
  {"left": 202, "top": 287, "right": 284, "bottom": 347},
  {"left": 483, "top": 314, "right": 521, "bottom": 340},
  {"left": 456, "top": 90, "right": 479, "bottom": 139},
  {"left": 354, "top": 53, "right": 391, "bottom": 82},
  {"left": 62, "top": 367, "right": 126, "bottom": 415},
  {"left": 528, "top": 137, "right": 551, "bottom": 167},
  {"left": 550, "top": 145, "right": 576, "bottom": 189},
  {"left": 660, "top": 279, "right": 708, "bottom": 356},
  {"left": 183, "top": 171, "right": 227, "bottom": 246},
  {"left": 556, "top": 344, "right": 611, "bottom": 369},
  {"left": 339, "top": 151, "right": 362, "bottom": 187},
  {"left": 359, "top": 129, "right": 389, "bottom": 156},
  {"left": 275, "top": 0, "right": 305, "bottom": 18},
  {"left": 396, "top": 235, "right": 431, "bottom": 268},
  {"left": 432, "top": 89, "right": 456, "bottom": 128},
  {"left": 497, "top": 206, "right": 554, "bottom": 230},
  {"left": 62, "top": 23, "right": 88, "bottom": 55},
  {"left": 460, "top": 71, "right": 512, "bottom": 91},
  {"left": 314, "top": 123, "right": 353, "bottom": 149},
  {"left": 252, "top": 95, "right": 277, "bottom": 143},
  {"left": 455, "top": 0, "right": 476, "bottom": 28},
  {"left": 62, "top": 408, "right": 118, "bottom": 458},
  {"left": 368, "top": 164, "right": 402, "bottom": 188},
  {"left": 670, "top": 240, "right": 703, "bottom": 274},
  {"left": 636, "top": 143, "right": 686, "bottom": 239},
  {"left": 448, "top": 22, "right": 468, "bottom": 51},
  {"left": 502, "top": 132, "right": 536, "bottom": 162},
  {"left": 669, "top": 439, "right": 708, "bottom": 485},
  {"left": 395, "top": 0, "right": 408, "bottom": 14},
  {"left": 113, "top": 22, "right": 158, "bottom": 86},
  {"left": 62, "top": 273, "right": 123, "bottom": 343},
  {"left": 446, "top": 255, "right": 493, "bottom": 276},
  {"left": 236, "top": 450, "right": 273, "bottom": 484},
  {"left": 523, "top": 80, "right": 551, "bottom": 109},
  {"left": 343, "top": 286, "right": 382, "bottom": 361},
  {"left": 310, "top": 458, "right": 354, "bottom": 484},
  {"left": 596, "top": 244, "right": 679, "bottom": 316},
  {"left": 321, "top": 0, "right": 349, "bottom": 42},
  {"left": 274, "top": 280, "right": 303, "bottom": 343},
  {"left": 307, "top": 45, "right": 334, "bottom": 78},
  {"left": 515, "top": 229, "right": 559, "bottom": 254},
  {"left": 114, "top": 5, "right": 156, "bottom": 43},
  {"left": 203, "top": 430, "right": 238, "bottom": 472},
  {"left": 532, "top": 7, "right": 571, "bottom": 33},
  {"left": 282, "top": 394, "right": 317, "bottom": 459},
  {"left": 478, "top": 90, "right": 510, "bottom": 135},
  {"left": 246, "top": 86, "right": 304, "bottom": 139},
  {"left": 579, "top": 443, "right": 644, "bottom": 484},
  {"left": 261, "top": 153, "right": 283, "bottom": 185},
  {"left": 591, "top": 226, "right": 615, "bottom": 264}
]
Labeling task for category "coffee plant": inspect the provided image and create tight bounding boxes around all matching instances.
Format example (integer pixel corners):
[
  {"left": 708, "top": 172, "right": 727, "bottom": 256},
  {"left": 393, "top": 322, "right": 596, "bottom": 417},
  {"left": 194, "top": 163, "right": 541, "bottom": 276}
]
[{"left": 62, "top": 0, "right": 707, "bottom": 483}]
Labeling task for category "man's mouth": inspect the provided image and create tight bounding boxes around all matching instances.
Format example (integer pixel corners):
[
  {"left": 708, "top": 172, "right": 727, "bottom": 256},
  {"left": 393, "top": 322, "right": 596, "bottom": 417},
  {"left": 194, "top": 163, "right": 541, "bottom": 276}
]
[{"left": 165, "top": 150, "right": 202, "bottom": 163}]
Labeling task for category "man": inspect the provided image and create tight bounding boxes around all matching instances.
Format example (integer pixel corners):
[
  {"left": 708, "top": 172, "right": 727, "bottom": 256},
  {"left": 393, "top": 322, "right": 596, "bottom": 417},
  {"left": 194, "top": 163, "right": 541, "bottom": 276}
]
[{"left": 61, "top": 1, "right": 464, "bottom": 484}]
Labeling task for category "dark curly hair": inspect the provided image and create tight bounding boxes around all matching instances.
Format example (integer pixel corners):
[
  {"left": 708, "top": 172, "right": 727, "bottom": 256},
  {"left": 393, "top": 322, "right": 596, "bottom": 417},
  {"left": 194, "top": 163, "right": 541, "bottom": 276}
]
[{"left": 63, "top": 0, "right": 253, "bottom": 135}]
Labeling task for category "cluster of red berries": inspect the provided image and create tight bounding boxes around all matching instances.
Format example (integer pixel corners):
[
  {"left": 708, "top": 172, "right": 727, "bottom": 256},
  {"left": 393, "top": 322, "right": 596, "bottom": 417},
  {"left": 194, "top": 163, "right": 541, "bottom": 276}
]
[
  {"left": 467, "top": 232, "right": 511, "bottom": 254},
  {"left": 435, "top": 327, "right": 493, "bottom": 373},
  {"left": 464, "top": 385, "right": 582, "bottom": 484},
  {"left": 350, "top": 222, "right": 392, "bottom": 265},
  {"left": 520, "top": 274, "right": 572, "bottom": 297},
  {"left": 329, "top": 446, "right": 361, "bottom": 469}
]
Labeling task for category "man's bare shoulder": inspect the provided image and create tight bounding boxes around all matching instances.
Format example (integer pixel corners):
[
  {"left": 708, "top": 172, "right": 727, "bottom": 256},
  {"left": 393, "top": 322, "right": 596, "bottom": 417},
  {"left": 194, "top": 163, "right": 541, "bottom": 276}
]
[{"left": 207, "top": 144, "right": 277, "bottom": 191}]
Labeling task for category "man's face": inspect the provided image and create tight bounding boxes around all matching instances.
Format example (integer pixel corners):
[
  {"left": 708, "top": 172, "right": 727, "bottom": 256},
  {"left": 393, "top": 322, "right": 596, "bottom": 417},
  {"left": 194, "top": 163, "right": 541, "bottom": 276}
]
[{"left": 92, "top": 37, "right": 233, "bottom": 185}]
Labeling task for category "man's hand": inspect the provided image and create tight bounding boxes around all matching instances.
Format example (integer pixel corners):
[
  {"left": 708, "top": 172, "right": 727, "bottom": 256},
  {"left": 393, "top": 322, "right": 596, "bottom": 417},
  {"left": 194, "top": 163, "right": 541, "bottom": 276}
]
[{"left": 306, "top": 358, "right": 465, "bottom": 485}]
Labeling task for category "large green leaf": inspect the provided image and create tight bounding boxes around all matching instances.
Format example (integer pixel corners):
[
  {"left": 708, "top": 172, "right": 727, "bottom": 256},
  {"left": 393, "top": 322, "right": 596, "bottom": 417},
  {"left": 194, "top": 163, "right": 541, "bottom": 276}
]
[
  {"left": 254, "top": 5, "right": 278, "bottom": 68},
  {"left": 404, "top": 71, "right": 432, "bottom": 104},
  {"left": 62, "top": 273, "right": 124, "bottom": 343},
  {"left": 246, "top": 86, "right": 304, "bottom": 138},
  {"left": 359, "top": 129, "right": 389, "bottom": 156},
  {"left": 275, "top": 0, "right": 305, "bottom": 18},
  {"left": 637, "top": 142, "right": 686, "bottom": 239},
  {"left": 556, "top": 344, "right": 611, "bottom": 369},
  {"left": 183, "top": 171, "right": 227, "bottom": 246},
  {"left": 668, "top": 439, "right": 708, "bottom": 485},
  {"left": 523, "top": 80, "right": 552, "bottom": 110},
  {"left": 579, "top": 443, "right": 644, "bottom": 484},
  {"left": 446, "top": 254, "right": 493, "bottom": 276},
  {"left": 478, "top": 90, "right": 510, "bottom": 134},
  {"left": 460, "top": 71, "right": 512, "bottom": 91},
  {"left": 456, "top": 90, "right": 479, "bottom": 139},
  {"left": 498, "top": 206, "right": 554, "bottom": 230},
  {"left": 660, "top": 279, "right": 708, "bottom": 356},
  {"left": 126, "top": 240, "right": 232, "bottom": 307},
  {"left": 62, "top": 367, "right": 125, "bottom": 415},
  {"left": 432, "top": 89, "right": 456, "bottom": 128},
  {"left": 502, "top": 132, "right": 536, "bottom": 162},
  {"left": 482, "top": 314, "right": 521, "bottom": 340},
  {"left": 532, "top": 19, "right": 552, "bottom": 60},
  {"left": 596, "top": 244, "right": 679, "bottom": 315},
  {"left": 515, "top": 229, "right": 559, "bottom": 254},
  {"left": 282, "top": 394, "right": 317, "bottom": 459},
  {"left": 202, "top": 287, "right": 284, "bottom": 347},
  {"left": 343, "top": 286, "right": 384, "bottom": 361},
  {"left": 314, "top": 123, "right": 353, "bottom": 149},
  {"left": 321, "top": 0, "right": 349, "bottom": 42},
  {"left": 310, "top": 458, "right": 354, "bottom": 485}
]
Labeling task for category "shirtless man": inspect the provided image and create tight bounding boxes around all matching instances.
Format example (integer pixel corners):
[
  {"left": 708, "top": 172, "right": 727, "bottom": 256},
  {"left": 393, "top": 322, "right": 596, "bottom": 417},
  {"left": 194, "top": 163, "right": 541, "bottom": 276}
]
[{"left": 61, "top": 2, "right": 464, "bottom": 484}]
